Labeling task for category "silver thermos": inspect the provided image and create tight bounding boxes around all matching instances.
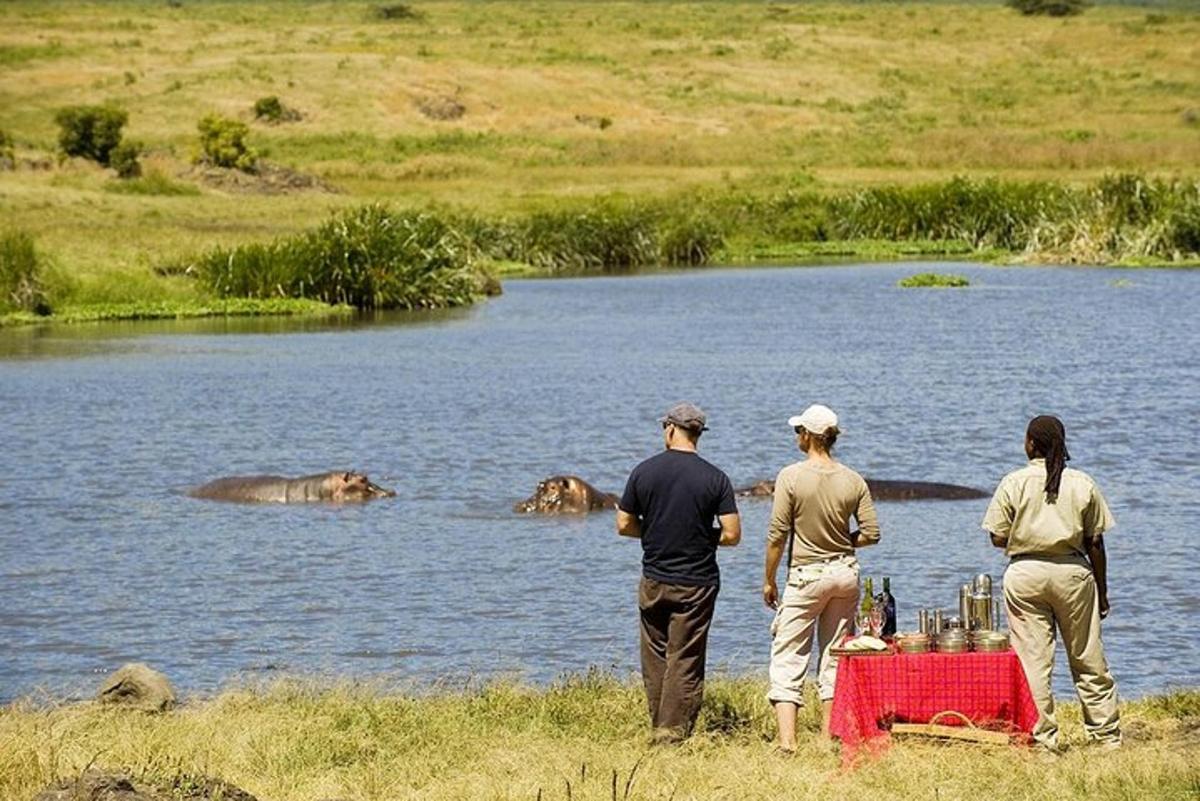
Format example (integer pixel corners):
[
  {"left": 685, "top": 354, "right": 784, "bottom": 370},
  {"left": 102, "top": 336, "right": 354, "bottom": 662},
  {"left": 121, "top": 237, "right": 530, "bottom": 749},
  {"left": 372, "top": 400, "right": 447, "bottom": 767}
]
[
  {"left": 959, "top": 583, "right": 974, "bottom": 630},
  {"left": 972, "top": 574, "right": 994, "bottom": 631}
]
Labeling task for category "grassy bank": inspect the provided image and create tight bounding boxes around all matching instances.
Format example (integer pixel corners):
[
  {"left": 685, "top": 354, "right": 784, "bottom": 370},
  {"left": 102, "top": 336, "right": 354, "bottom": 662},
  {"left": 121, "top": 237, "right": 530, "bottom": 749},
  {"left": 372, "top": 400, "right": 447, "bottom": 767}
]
[
  {"left": 1, "top": 0, "right": 1198, "bottom": 318},
  {"left": 1, "top": 676, "right": 1197, "bottom": 801}
]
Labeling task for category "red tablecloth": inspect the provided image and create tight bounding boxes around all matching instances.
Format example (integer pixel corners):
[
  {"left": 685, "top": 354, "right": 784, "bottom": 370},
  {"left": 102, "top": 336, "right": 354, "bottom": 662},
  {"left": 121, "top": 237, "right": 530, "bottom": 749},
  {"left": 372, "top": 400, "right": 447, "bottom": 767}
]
[{"left": 828, "top": 649, "right": 1039, "bottom": 760}]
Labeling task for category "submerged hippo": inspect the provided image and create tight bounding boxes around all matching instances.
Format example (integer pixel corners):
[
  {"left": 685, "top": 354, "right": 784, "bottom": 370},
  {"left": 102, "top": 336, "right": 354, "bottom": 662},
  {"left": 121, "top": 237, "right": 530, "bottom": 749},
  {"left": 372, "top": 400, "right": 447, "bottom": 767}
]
[
  {"left": 736, "top": 478, "right": 989, "bottom": 501},
  {"left": 514, "top": 475, "right": 618, "bottom": 514},
  {"left": 189, "top": 471, "right": 396, "bottom": 504}
]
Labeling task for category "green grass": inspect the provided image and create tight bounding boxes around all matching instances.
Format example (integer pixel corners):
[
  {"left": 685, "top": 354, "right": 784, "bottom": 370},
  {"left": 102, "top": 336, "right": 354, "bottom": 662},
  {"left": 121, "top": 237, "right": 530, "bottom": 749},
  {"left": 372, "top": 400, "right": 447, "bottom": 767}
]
[
  {"left": 898, "top": 272, "right": 972, "bottom": 288},
  {"left": 102, "top": 170, "right": 201, "bottom": 196},
  {"left": 0, "top": 298, "right": 351, "bottom": 327},
  {"left": 1, "top": 677, "right": 1197, "bottom": 801}
]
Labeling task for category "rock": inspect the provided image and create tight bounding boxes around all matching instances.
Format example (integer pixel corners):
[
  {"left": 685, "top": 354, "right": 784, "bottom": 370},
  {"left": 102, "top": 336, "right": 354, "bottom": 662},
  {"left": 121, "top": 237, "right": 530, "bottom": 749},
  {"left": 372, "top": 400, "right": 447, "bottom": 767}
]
[
  {"left": 96, "top": 663, "right": 176, "bottom": 712},
  {"left": 415, "top": 95, "right": 465, "bottom": 121},
  {"left": 34, "top": 772, "right": 259, "bottom": 801},
  {"left": 33, "top": 771, "right": 148, "bottom": 801}
]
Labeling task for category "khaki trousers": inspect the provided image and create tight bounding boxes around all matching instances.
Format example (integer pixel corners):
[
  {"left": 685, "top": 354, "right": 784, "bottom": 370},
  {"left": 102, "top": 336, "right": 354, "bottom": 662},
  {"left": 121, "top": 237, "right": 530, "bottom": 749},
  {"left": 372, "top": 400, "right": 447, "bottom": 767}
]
[
  {"left": 1004, "top": 556, "right": 1120, "bottom": 748},
  {"left": 767, "top": 556, "right": 859, "bottom": 705},
  {"left": 638, "top": 577, "right": 719, "bottom": 738}
]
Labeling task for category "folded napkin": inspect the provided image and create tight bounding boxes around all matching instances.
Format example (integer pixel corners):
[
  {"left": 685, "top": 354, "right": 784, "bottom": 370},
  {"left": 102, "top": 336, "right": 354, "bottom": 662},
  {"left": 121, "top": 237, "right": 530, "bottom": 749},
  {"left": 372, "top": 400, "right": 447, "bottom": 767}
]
[{"left": 841, "top": 635, "right": 888, "bottom": 651}]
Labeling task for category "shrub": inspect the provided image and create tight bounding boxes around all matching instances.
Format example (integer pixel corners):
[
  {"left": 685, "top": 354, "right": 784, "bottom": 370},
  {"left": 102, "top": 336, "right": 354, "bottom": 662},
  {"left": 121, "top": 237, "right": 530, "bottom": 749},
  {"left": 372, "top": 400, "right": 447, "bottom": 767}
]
[
  {"left": 109, "top": 140, "right": 142, "bottom": 178},
  {"left": 898, "top": 272, "right": 970, "bottom": 288},
  {"left": 372, "top": 3, "right": 422, "bottom": 20},
  {"left": 0, "top": 128, "right": 14, "bottom": 169},
  {"left": 253, "top": 96, "right": 301, "bottom": 123},
  {"left": 1007, "top": 0, "right": 1090, "bottom": 16},
  {"left": 197, "top": 114, "right": 258, "bottom": 172},
  {"left": 192, "top": 205, "right": 490, "bottom": 309},
  {"left": 0, "top": 230, "right": 51, "bottom": 315},
  {"left": 54, "top": 104, "right": 128, "bottom": 166}
]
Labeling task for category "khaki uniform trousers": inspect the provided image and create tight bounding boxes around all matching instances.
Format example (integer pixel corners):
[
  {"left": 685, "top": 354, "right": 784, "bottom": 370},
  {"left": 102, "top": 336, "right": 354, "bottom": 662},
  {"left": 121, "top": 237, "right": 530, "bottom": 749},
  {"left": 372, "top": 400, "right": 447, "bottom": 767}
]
[
  {"left": 1004, "top": 555, "right": 1120, "bottom": 748},
  {"left": 767, "top": 555, "right": 858, "bottom": 705}
]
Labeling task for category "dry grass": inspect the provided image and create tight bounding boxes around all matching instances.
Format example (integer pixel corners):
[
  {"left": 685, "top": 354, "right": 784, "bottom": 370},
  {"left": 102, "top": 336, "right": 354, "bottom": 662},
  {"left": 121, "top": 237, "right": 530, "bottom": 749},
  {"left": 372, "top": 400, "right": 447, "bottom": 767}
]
[{"left": 1, "top": 677, "right": 1198, "bottom": 801}]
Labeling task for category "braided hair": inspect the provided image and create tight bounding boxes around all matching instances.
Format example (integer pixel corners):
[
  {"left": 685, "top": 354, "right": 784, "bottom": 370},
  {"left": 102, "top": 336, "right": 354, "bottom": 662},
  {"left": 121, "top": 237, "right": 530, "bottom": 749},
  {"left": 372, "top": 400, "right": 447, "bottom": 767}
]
[{"left": 1026, "top": 415, "right": 1071, "bottom": 501}]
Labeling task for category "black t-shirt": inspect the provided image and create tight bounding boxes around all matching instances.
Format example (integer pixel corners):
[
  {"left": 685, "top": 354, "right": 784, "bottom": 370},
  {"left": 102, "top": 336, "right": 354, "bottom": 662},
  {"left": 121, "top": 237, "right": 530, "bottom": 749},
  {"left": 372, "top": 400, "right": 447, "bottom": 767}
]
[{"left": 619, "top": 449, "right": 738, "bottom": 587}]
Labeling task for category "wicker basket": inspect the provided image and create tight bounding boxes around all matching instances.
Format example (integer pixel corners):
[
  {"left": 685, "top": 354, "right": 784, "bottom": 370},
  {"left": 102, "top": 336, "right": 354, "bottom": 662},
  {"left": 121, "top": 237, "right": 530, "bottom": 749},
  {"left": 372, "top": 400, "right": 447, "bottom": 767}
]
[{"left": 891, "top": 710, "right": 1013, "bottom": 745}]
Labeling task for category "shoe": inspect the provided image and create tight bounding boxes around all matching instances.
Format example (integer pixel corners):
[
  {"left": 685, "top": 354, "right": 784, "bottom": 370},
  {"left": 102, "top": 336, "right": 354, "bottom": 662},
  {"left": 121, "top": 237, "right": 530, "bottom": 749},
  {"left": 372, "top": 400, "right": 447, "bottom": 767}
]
[
  {"left": 1092, "top": 738, "right": 1122, "bottom": 752},
  {"left": 772, "top": 744, "right": 797, "bottom": 757}
]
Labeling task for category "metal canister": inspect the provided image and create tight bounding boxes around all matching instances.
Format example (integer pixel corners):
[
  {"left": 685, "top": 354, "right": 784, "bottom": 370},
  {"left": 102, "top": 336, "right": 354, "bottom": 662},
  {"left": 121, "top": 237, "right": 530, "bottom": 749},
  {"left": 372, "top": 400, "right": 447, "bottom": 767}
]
[
  {"left": 918, "top": 609, "right": 929, "bottom": 634},
  {"left": 960, "top": 583, "right": 974, "bottom": 629},
  {"left": 972, "top": 593, "right": 993, "bottom": 631},
  {"left": 933, "top": 609, "right": 943, "bottom": 634},
  {"left": 973, "top": 573, "right": 993, "bottom": 596}
]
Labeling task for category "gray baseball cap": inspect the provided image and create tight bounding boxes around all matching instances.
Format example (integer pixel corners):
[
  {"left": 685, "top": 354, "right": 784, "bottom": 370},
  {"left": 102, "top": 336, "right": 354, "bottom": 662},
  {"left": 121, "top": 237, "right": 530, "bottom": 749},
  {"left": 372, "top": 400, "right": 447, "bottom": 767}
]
[{"left": 659, "top": 402, "right": 709, "bottom": 432}]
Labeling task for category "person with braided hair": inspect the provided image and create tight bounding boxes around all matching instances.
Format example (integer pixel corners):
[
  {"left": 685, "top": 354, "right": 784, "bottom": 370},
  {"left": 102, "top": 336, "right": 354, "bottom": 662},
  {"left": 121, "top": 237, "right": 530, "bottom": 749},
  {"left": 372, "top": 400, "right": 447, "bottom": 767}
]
[{"left": 982, "top": 415, "right": 1121, "bottom": 752}]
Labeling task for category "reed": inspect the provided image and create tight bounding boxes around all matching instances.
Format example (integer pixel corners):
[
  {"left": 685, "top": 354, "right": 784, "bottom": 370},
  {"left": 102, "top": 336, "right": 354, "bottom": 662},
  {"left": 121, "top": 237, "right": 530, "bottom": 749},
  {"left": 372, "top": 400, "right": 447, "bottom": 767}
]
[
  {"left": 191, "top": 205, "right": 495, "bottom": 310},
  {"left": 1, "top": 677, "right": 1196, "bottom": 801},
  {"left": 0, "top": 229, "right": 49, "bottom": 315}
]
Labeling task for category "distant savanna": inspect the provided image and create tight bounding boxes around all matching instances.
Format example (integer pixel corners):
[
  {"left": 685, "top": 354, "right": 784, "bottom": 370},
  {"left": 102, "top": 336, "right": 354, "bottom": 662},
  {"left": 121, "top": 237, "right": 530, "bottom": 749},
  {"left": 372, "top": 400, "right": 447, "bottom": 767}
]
[{"left": 1, "top": 0, "right": 1198, "bottom": 322}]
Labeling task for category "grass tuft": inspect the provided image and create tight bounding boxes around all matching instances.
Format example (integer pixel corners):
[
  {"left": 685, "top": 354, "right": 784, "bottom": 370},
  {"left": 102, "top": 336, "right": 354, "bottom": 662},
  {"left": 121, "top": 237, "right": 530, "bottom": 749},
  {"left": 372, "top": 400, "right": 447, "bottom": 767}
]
[{"left": 898, "top": 272, "right": 970, "bottom": 288}]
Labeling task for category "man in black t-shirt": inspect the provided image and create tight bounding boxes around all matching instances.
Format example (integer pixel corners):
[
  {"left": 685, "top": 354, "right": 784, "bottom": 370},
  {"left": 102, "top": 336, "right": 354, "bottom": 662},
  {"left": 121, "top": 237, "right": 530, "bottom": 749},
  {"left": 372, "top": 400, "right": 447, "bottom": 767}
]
[{"left": 617, "top": 402, "right": 741, "bottom": 743}]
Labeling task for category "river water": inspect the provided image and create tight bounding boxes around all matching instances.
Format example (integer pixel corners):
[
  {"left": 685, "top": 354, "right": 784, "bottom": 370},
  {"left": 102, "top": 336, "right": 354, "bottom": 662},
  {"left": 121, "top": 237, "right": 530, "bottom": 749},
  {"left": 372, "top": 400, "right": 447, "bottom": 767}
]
[{"left": 1, "top": 262, "right": 1197, "bottom": 703}]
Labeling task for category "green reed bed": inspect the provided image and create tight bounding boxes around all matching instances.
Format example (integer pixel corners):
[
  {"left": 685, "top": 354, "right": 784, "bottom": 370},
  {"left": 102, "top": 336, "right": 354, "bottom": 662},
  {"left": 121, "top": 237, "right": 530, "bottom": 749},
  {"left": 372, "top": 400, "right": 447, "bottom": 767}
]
[
  {"left": 1, "top": 677, "right": 1197, "bottom": 801},
  {"left": 0, "top": 230, "right": 50, "bottom": 316},
  {"left": 191, "top": 205, "right": 497, "bottom": 310},
  {"left": 462, "top": 201, "right": 725, "bottom": 274}
]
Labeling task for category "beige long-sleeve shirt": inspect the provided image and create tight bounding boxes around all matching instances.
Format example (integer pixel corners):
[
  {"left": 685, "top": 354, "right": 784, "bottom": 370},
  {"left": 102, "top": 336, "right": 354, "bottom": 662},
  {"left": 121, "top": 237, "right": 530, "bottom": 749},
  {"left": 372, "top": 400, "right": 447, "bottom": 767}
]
[
  {"left": 767, "top": 461, "right": 880, "bottom": 565},
  {"left": 982, "top": 458, "right": 1115, "bottom": 558}
]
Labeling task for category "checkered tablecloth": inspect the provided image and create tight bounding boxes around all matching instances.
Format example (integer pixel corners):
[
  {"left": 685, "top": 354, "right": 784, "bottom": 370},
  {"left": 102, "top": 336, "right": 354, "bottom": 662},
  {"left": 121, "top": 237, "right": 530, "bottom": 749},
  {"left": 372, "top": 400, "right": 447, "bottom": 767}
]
[{"left": 828, "top": 649, "right": 1039, "bottom": 760}]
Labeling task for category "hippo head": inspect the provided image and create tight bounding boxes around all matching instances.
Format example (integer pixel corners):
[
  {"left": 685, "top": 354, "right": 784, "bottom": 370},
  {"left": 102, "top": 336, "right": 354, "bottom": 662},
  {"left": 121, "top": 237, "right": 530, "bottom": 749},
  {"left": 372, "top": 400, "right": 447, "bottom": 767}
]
[
  {"left": 331, "top": 471, "right": 396, "bottom": 502},
  {"left": 514, "top": 475, "right": 617, "bottom": 514},
  {"left": 513, "top": 475, "right": 577, "bottom": 513}
]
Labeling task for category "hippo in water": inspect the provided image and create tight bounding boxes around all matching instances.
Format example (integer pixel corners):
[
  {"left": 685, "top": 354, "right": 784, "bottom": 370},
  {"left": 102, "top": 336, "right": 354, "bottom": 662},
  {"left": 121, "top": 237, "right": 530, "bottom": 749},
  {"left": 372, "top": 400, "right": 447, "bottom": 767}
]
[
  {"left": 736, "top": 478, "right": 988, "bottom": 501},
  {"left": 189, "top": 471, "right": 396, "bottom": 504},
  {"left": 514, "top": 475, "right": 618, "bottom": 514}
]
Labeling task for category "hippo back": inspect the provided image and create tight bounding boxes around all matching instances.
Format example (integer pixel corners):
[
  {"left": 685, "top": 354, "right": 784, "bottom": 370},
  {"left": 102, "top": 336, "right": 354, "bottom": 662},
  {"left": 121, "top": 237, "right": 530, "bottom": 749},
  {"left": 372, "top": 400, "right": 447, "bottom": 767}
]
[{"left": 190, "top": 475, "right": 315, "bottom": 503}]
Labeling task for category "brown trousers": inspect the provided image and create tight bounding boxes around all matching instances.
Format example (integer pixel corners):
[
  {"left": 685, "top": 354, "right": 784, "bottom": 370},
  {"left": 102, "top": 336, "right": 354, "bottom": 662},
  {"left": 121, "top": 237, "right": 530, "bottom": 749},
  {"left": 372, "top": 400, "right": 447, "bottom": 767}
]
[{"left": 638, "top": 576, "right": 719, "bottom": 738}]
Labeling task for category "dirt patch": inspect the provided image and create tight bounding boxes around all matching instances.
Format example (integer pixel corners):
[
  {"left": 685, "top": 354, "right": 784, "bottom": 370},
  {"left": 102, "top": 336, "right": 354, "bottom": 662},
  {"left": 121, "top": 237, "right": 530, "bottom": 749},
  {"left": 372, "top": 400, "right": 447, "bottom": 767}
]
[
  {"left": 415, "top": 94, "right": 465, "bottom": 121},
  {"left": 187, "top": 161, "right": 337, "bottom": 195},
  {"left": 34, "top": 771, "right": 258, "bottom": 801}
]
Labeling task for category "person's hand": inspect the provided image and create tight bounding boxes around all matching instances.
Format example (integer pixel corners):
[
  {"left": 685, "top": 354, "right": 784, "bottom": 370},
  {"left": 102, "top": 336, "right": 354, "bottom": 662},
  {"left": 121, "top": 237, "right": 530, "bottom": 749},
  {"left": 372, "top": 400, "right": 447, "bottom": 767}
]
[
  {"left": 1098, "top": 591, "right": 1110, "bottom": 619},
  {"left": 763, "top": 581, "right": 778, "bottom": 609}
]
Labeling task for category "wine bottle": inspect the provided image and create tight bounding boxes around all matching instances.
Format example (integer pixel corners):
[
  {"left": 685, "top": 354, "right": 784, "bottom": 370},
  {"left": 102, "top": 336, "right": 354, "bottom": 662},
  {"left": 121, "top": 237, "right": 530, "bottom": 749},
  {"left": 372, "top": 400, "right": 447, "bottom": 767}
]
[
  {"left": 878, "top": 576, "right": 897, "bottom": 637},
  {"left": 859, "top": 576, "right": 875, "bottom": 628}
]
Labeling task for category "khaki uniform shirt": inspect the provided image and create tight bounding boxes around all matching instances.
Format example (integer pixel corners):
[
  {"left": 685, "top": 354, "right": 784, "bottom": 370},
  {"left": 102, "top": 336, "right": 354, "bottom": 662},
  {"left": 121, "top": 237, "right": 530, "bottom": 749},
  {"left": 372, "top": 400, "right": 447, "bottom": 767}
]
[
  {"left": 982, "top": 458, "right": 1115, "bottom": 558},
  {"left": 767, "top": 461, "right": 880, "bottom": 565}
]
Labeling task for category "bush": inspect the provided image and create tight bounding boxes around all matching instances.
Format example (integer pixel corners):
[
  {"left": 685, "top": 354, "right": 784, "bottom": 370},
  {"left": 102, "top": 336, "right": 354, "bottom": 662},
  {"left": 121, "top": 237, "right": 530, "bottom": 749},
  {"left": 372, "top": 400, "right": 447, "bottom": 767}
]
[
  {"left": 0, "top": 230, "right": 50, "bottom": 315},
  {"left": 1007, "top": 0, "right": 1090, "bottom": 16},
  {"left": 372, "top": 3, "right": 422, "bottom": 20},
  {"left": 253, "top": 96, "right": 301, "bottom": 123},
  {"left": 54, "top": 104, "right": 128, "bottom": 166},
  {"left": 109, "top": 140, "right": 142, "bottom": 178},
  {"left": 0, "top": 128, "right": 14, "bottom": 169},
  {"left": 197, "top": 114, "right": 258, "bottom": 172},
  {"left": 192, "top": 205, "right": 490, "bottom": 309},
  {"left": 898, "top": 272, "right": 970, "bottom": 288}
]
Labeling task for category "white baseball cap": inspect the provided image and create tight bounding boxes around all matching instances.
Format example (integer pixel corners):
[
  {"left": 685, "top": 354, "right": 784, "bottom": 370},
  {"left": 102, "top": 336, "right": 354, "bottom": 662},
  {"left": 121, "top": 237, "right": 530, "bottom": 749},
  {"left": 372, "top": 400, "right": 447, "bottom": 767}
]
[{"left": 788, "top": 404, "right": 838, "bottom": 434}]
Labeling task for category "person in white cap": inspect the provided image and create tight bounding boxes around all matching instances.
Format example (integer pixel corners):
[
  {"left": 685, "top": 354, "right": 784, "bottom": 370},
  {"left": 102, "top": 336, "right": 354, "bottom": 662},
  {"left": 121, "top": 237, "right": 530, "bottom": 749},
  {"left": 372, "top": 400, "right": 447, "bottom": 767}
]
[{"left": 762, "top": 403, "right": 880, "bottom": 752}]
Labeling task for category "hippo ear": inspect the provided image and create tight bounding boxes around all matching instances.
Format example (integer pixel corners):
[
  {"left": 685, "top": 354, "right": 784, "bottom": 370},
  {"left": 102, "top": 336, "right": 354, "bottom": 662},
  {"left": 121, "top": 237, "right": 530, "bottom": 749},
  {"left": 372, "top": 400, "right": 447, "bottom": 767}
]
[{"left": 342, "top": 472, "right": 352, "bottom": 481}]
